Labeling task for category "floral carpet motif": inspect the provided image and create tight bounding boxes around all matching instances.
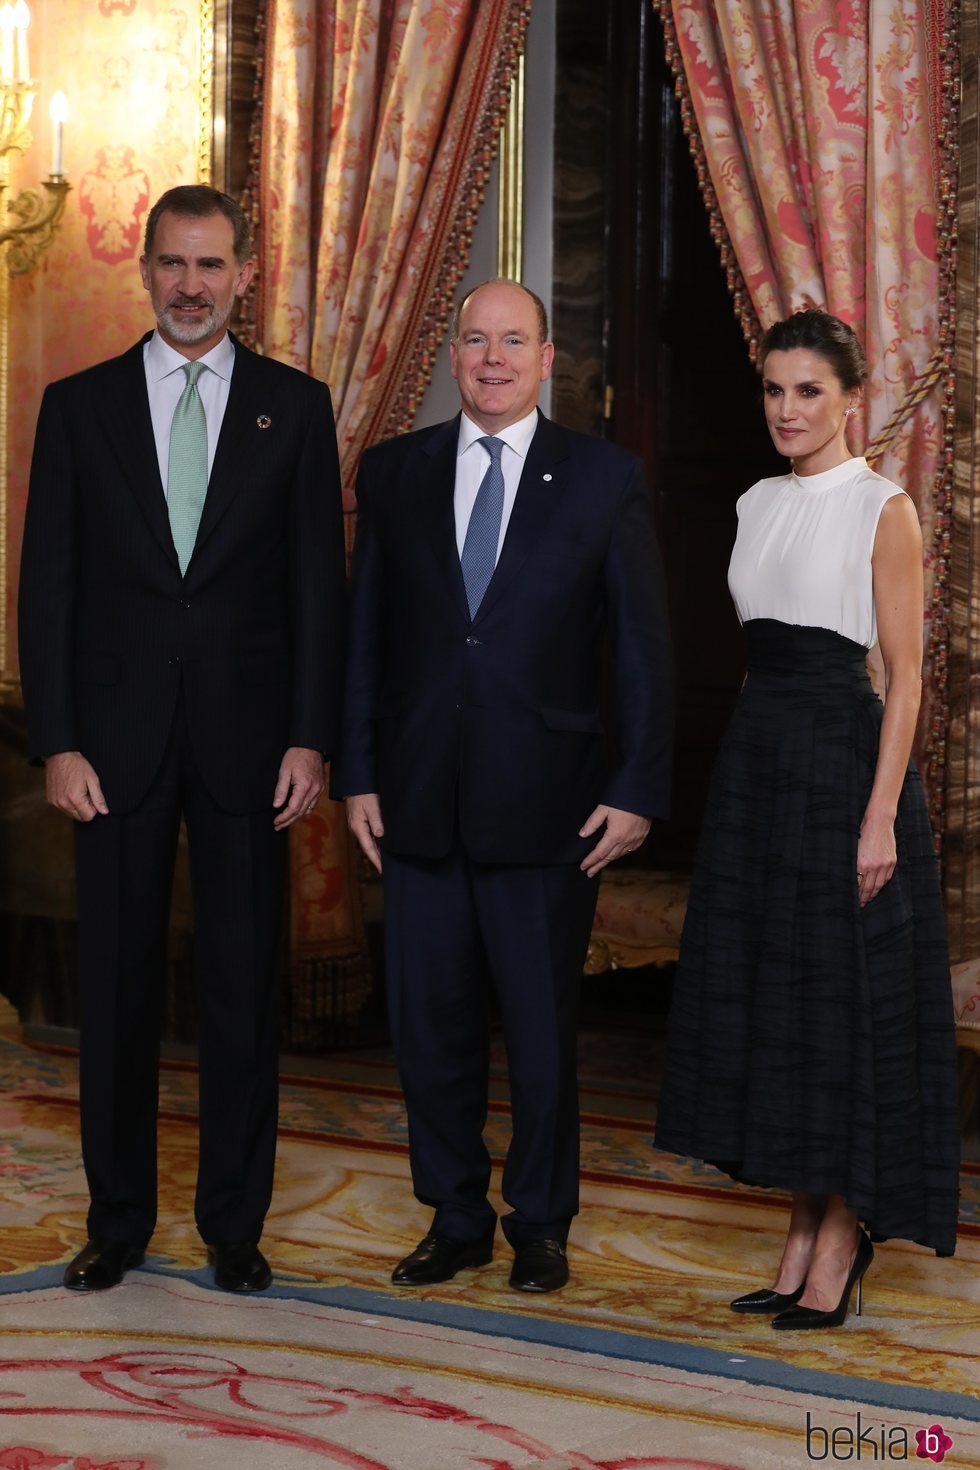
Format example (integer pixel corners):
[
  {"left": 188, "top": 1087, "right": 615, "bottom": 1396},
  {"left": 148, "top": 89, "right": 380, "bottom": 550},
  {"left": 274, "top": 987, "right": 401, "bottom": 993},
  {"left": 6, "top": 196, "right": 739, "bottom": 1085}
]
[{"left": 1, "top": 1018, "right": 979, "bottom": 1468}]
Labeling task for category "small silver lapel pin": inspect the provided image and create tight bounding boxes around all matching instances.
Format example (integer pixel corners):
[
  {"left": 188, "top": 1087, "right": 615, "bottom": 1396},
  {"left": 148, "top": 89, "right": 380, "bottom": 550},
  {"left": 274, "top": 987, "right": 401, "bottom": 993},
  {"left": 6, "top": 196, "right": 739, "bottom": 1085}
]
[{"left": 542, "top": 473, "right": 553, "bottom": 482}]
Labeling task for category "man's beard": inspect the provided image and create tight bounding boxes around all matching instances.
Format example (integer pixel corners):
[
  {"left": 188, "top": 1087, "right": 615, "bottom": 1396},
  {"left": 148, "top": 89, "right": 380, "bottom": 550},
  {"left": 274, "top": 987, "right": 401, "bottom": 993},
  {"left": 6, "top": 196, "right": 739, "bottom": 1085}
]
[{"left": 156, "top": 294, "right": 233, "bottom": 345}]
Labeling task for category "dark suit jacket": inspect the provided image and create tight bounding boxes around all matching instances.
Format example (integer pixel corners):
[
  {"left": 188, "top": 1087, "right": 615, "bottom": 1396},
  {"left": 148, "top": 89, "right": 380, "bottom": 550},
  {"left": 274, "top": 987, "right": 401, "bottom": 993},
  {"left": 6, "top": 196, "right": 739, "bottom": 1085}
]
[
  {"left": 18, "top": 332, "right": 346, "bottom": 813},
  {"left": 332, "top": 411, "right": 672, "bottom": 864}
]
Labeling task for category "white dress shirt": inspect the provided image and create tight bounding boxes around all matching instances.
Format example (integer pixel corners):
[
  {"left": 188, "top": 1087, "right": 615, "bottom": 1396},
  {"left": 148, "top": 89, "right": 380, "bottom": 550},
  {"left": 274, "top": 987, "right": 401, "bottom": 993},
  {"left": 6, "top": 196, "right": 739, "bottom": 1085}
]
[
  {"left": 143, "top": 329, "right": 236, "bottom": 495},
  {"left": 454, "top": 408, "right": 539, "bottom": 563}
]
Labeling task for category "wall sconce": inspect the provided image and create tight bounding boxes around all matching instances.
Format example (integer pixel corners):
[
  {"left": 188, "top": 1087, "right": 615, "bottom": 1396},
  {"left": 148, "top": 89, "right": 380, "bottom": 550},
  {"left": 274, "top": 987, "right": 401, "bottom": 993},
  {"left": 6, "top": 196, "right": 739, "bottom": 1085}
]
[{"left": 0, "top": 2, "right": 70, "bottom": 693}]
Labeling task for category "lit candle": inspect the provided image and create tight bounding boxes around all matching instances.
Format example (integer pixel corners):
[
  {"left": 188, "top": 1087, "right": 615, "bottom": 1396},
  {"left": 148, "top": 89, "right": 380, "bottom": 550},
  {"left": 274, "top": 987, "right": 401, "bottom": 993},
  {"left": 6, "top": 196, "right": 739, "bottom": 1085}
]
[
  {"left": 0, "top": 7, "right": 14, "bottom": 84},
  {"left": 49, "top": 90, "right": 67, "bottom": 175},
  {"left": 12, "top": 1, "right": 27, "bottom": 82}
]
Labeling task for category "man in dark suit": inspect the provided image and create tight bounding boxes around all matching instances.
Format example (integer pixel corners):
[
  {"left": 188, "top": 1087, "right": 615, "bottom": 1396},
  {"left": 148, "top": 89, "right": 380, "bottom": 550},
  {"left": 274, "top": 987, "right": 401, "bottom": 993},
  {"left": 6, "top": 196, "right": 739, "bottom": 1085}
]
[
  {"left": 18, "top": 185, "right": 346, "bottom": 1293},
  {"left": 333, "top": 279, "right": 672, "bottom": 1292}
]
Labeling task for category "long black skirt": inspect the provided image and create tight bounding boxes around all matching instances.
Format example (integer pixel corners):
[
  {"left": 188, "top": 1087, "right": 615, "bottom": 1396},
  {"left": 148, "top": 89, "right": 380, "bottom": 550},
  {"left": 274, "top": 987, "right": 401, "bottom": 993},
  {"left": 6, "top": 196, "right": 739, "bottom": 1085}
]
[{"left": 655, "top": 620, "right": 960, "bottom": 1255}]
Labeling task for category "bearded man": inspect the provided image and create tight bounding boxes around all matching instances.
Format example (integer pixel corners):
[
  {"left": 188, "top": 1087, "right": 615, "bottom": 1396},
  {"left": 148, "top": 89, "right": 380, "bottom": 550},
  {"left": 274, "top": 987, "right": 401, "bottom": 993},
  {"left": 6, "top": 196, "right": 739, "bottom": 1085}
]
[{"left": 18, "top": 186, "right": 346, "bottom": 1293}]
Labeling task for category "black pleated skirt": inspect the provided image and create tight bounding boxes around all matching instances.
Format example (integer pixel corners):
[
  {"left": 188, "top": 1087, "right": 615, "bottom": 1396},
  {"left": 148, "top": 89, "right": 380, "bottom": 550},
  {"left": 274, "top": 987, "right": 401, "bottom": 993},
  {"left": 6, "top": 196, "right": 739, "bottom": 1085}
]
[{"left": 655, "top": 620, "right": 960, "bottom": 1255}]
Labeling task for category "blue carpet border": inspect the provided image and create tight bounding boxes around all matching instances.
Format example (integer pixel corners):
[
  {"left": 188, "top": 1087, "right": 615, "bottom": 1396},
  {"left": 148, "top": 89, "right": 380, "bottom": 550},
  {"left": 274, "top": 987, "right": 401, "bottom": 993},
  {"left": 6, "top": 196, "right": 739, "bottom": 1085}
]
[
  {"left": 319, "top": 1284, "right": 980, "bottom": 1423},
  {"left": 2, "top": 1263, "right": 977, "bottom": 1425}
]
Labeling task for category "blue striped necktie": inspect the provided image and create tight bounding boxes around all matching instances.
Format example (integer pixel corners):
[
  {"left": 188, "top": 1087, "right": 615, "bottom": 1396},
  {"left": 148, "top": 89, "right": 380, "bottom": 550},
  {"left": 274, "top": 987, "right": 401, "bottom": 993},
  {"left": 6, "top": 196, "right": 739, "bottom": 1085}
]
[
  {"left": 460, "top": 435, "right": 505, "bottom": 619},
  {"left": 167, "top": 360, "right": 208, "bottom": 574}
]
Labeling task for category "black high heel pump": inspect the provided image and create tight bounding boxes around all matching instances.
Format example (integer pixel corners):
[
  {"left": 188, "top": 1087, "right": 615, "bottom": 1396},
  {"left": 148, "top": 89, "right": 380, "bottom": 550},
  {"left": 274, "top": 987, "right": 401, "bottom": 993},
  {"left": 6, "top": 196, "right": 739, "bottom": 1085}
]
[
  {"left": 730, "top": 1283, "right": 805, "bottom": 1314},
  {"left": 771, "top": 1228, "right": 873, "bottom": 1330}
]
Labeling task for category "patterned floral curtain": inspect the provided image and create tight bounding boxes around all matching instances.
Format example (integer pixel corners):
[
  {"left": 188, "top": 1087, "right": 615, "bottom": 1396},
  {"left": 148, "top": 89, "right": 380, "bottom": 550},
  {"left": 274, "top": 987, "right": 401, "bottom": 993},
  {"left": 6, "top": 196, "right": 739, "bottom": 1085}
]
[
  {"left": 254, "top": 0, "right": 530, "bottom": 1023},
  {"left": 654, "top": 0, "right": 958, "bottom": 839},
  {"left": 257, "top": 0, "right": 529, "bottom": 508}
]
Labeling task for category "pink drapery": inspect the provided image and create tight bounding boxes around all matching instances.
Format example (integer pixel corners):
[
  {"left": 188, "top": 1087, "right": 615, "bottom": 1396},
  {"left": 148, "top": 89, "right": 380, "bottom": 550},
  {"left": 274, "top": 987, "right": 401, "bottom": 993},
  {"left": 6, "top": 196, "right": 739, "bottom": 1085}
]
[
  {"left": 655, "top": 0, "right": 958, "bottom": 838},
  {"left": 257, "top": 0, "right": 530, "bottom": 510},
  {"left": 254, "top": 1, "right": 530, "bottom": 1013}
]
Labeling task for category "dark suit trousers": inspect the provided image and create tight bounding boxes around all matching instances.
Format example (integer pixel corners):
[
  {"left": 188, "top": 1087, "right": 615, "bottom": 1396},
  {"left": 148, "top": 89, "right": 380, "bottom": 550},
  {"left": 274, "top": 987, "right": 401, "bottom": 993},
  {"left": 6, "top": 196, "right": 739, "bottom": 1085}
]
[
  {"left": 73, "top": 691, "right": 286, "bottom": 1247},
  {"left": 382, "top": 844, "right": 598, "bottom": 1246}
]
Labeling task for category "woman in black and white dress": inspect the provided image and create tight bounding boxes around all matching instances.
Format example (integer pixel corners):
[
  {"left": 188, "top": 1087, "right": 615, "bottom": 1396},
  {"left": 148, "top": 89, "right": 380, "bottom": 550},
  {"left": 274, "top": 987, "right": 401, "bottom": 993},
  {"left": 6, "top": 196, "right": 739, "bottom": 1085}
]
[{"left": 655, "top": 310, "right": 959, "bottom": 1329}]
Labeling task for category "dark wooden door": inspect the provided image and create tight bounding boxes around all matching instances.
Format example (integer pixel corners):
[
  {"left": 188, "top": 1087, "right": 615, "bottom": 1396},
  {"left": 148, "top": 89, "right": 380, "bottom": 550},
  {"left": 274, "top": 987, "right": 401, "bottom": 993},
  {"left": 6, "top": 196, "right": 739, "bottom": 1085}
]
[{"left": 554, "top": 0, "right": 783, "bottom": 867}]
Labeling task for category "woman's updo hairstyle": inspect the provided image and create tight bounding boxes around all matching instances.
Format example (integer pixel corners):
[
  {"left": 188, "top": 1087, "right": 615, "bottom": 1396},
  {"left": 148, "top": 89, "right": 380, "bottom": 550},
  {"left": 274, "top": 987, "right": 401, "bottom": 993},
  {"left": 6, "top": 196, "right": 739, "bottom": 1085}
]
[{"left": 760, "top": 309, "right": 867, "bottom": 391}]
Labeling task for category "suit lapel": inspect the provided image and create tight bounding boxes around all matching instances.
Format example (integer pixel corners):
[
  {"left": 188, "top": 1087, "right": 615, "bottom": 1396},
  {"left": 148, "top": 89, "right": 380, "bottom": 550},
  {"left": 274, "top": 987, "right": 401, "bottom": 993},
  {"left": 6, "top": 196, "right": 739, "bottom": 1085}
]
[
  {"left": 472, "top": 412, "right": 570, "bottom": 624},
  {"left": 104, "top": 336, "right": 180, "bottom": 570},
  {"left": 420, "top": 414, "right": 470, "bottom": 622},
  {"left": 190, "top": 334, "right": 260, "bottom": 562}
]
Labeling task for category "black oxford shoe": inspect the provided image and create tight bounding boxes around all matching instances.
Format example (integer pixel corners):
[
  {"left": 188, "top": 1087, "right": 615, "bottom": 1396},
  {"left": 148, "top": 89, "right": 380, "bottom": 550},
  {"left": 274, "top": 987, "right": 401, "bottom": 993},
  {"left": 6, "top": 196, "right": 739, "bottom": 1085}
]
[
  {"left": 207, "top": 1241, "right": 272, "bottom": 1293},
  {"left": 63, "top": 1239, "right": 145, "bottom": 1291},
  {"left": 509, "top": 1239, "right": 569, "bottom": 1293},
  {"left": 391, "top": 1232, "right": 494, "bottom": 1286}
]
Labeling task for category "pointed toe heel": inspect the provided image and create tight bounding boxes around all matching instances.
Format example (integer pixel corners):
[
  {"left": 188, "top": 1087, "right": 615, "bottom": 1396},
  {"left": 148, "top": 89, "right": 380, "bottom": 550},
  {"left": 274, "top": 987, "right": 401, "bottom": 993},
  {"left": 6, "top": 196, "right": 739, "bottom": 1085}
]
[
  {"left": 771, "top": 1229, "right": 873, "bottom": 1331},
  {"left": 730, "top": 1284, "right": 805, "bottom": 1314}
]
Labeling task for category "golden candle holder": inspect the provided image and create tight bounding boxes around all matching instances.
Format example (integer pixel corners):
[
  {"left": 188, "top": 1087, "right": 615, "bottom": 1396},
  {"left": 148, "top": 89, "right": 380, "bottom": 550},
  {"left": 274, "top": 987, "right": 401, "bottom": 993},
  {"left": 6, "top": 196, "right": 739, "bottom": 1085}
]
[
  {"left": 0, "top": 77, "right": 69, "bottom": 269},
  {"left": 0, "top": 75, "right": 32, "bottom": 154},
  {"left": 0, "top": 74, "right": 70, "bottom": 695}
]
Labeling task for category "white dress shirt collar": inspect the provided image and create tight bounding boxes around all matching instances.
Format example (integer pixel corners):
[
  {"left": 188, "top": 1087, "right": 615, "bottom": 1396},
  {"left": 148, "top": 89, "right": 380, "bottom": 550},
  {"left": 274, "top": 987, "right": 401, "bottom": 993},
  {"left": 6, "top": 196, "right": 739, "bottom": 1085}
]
[
  {"left": 457, "top": 407, "right": 539, "bottom": 461},
  {"left": 145, "top": 328, "right": 236, "bottom": 383}
]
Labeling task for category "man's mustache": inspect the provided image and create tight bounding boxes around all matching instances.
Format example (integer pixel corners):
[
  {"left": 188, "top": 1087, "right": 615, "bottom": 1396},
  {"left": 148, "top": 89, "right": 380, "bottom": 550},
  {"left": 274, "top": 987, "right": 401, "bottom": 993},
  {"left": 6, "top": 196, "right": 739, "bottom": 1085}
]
[{"left": 167, "top": 295, "right": 214, "bottom": 309}]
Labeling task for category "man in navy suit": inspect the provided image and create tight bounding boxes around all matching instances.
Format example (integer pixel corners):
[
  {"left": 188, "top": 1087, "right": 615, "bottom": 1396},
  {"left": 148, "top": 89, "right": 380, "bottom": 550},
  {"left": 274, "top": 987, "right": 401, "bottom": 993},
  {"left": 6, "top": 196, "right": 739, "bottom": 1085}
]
[
  {"left": 19, "top": 186, "right": 346, "bottom": 1293},
  {"left": 333, "top": 280, "right": 672, "bottom": 1292}
]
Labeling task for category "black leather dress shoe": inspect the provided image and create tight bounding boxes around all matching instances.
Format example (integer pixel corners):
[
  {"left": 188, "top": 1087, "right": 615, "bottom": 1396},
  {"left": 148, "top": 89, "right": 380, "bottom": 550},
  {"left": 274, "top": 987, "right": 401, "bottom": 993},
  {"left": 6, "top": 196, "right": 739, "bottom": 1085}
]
[
  {"left": 391, "top": 1232, "right": 494, "bottom": 1286},
  {"left": 63, "top": 1239, "right": 145, "bottom": 1291},
  {"left": 509, "top": 1239, "right": 568, "bottom": 1293},
  {"left": 207, "top": 1242, "right": 272, "bottom": 1293}
]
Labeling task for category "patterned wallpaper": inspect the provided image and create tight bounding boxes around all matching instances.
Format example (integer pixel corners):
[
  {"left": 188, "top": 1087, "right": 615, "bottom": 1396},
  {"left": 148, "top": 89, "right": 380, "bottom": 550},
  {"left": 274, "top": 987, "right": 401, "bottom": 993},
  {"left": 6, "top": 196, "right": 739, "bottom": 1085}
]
[{"left": 5, "top": 0, "right": 209, "bottom": 676}]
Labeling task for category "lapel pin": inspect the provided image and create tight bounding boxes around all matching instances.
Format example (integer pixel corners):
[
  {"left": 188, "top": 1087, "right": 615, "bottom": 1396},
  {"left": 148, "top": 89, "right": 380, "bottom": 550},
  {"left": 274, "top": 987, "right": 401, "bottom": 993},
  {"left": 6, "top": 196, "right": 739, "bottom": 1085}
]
[
  {"left": 543, "top": 473, "right": 553, "bottom": 482},
  {"left": 257, "top": 414, "right": 272, "bottom": 429}
]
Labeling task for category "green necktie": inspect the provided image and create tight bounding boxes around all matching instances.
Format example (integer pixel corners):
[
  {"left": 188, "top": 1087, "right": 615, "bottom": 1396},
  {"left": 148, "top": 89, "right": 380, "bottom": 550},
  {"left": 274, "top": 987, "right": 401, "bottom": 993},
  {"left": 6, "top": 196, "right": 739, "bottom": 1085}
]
[{"left": 167, "top": 360, "right": 208, "bottom": 574}]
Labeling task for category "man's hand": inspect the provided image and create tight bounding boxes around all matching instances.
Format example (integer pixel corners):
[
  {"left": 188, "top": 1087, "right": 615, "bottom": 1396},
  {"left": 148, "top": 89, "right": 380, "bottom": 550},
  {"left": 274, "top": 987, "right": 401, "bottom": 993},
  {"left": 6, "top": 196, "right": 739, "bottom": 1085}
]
[
  {"left": 45, "top": 751, "right": 109, "bottom": 822},
  {"left": 273, "top": 747, "right": 325, "bottom": 830},
  {"left": 579, "top": 803, "right": 651, "bottom": 878},
  {"left": 345, "top": 793, "right": 384, "bottom": 873}
]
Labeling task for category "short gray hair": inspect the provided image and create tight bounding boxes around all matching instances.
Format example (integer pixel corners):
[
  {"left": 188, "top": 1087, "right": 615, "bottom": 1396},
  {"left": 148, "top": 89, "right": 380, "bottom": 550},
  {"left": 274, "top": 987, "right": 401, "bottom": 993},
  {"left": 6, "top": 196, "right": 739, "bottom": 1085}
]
[{"left": 144, "top": 186, "right": 251, "bottom": 265}]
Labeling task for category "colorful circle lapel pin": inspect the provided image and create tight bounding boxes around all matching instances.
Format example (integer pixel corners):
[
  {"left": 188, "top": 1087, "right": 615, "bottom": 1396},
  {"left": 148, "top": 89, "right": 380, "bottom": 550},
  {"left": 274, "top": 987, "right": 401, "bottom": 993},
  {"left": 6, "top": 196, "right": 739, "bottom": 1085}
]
[{"left": 257, "top": 414, "right": 272, "bottom": 429}]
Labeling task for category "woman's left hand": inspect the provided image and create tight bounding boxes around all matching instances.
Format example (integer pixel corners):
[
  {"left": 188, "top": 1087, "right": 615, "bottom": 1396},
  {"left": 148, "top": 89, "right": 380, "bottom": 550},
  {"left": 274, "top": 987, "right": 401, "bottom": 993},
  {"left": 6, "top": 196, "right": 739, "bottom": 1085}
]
[{"left": 856, "top": 811, "right": 897, "bottom": 908}]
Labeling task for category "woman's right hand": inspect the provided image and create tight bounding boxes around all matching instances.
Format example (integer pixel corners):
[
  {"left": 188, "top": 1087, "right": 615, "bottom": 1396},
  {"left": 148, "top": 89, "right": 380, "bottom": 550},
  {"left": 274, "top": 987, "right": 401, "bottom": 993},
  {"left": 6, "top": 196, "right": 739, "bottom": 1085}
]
[{"left": 855, "top": 808, "right": 897, "bottom": 907}]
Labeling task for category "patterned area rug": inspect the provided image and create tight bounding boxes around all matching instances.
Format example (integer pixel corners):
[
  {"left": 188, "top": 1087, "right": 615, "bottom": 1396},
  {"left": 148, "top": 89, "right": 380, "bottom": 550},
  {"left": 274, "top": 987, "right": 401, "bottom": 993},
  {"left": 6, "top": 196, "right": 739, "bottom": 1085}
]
[{"left": 2, "top": 1007, "right": 979, "bottom": 1469}]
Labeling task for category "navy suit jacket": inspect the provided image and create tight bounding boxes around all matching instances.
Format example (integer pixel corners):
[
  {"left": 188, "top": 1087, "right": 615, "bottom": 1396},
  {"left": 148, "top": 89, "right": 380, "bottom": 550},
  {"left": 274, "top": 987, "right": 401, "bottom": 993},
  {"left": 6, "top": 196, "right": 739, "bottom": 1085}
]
[
  {"left": 18, "top": 332, "right": 346, "bottom": 813},
  {"left": 332, "top": 411, "right": 672, "bottom": 865}
]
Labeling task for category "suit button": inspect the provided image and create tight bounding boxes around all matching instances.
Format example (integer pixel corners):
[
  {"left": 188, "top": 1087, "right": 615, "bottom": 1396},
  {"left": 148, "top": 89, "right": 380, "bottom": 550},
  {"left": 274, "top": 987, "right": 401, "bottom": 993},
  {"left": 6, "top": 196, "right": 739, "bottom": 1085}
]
[
  {"left": 180, "top": 598, "right": 190, "bottom": 609},
  {"left": 169, "top": 656, "right": 181, "bottom": 666},
  {"left": 465, "top": 636, "right": 481, "bottom": 646}
]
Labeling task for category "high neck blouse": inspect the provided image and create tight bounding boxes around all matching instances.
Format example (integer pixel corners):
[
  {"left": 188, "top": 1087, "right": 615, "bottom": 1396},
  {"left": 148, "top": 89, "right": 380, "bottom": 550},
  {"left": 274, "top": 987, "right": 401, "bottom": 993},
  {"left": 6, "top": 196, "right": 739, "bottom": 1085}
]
[{"left": 727, "top": 457, "right": 908, "bottom": 649}]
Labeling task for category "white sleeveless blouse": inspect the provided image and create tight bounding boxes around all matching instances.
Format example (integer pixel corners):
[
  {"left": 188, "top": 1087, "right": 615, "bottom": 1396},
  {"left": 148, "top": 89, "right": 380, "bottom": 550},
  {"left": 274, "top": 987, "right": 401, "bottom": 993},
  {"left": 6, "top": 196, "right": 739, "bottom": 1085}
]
[{"left": 727, "top": 457, "right": 908, "bottom": 650}]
